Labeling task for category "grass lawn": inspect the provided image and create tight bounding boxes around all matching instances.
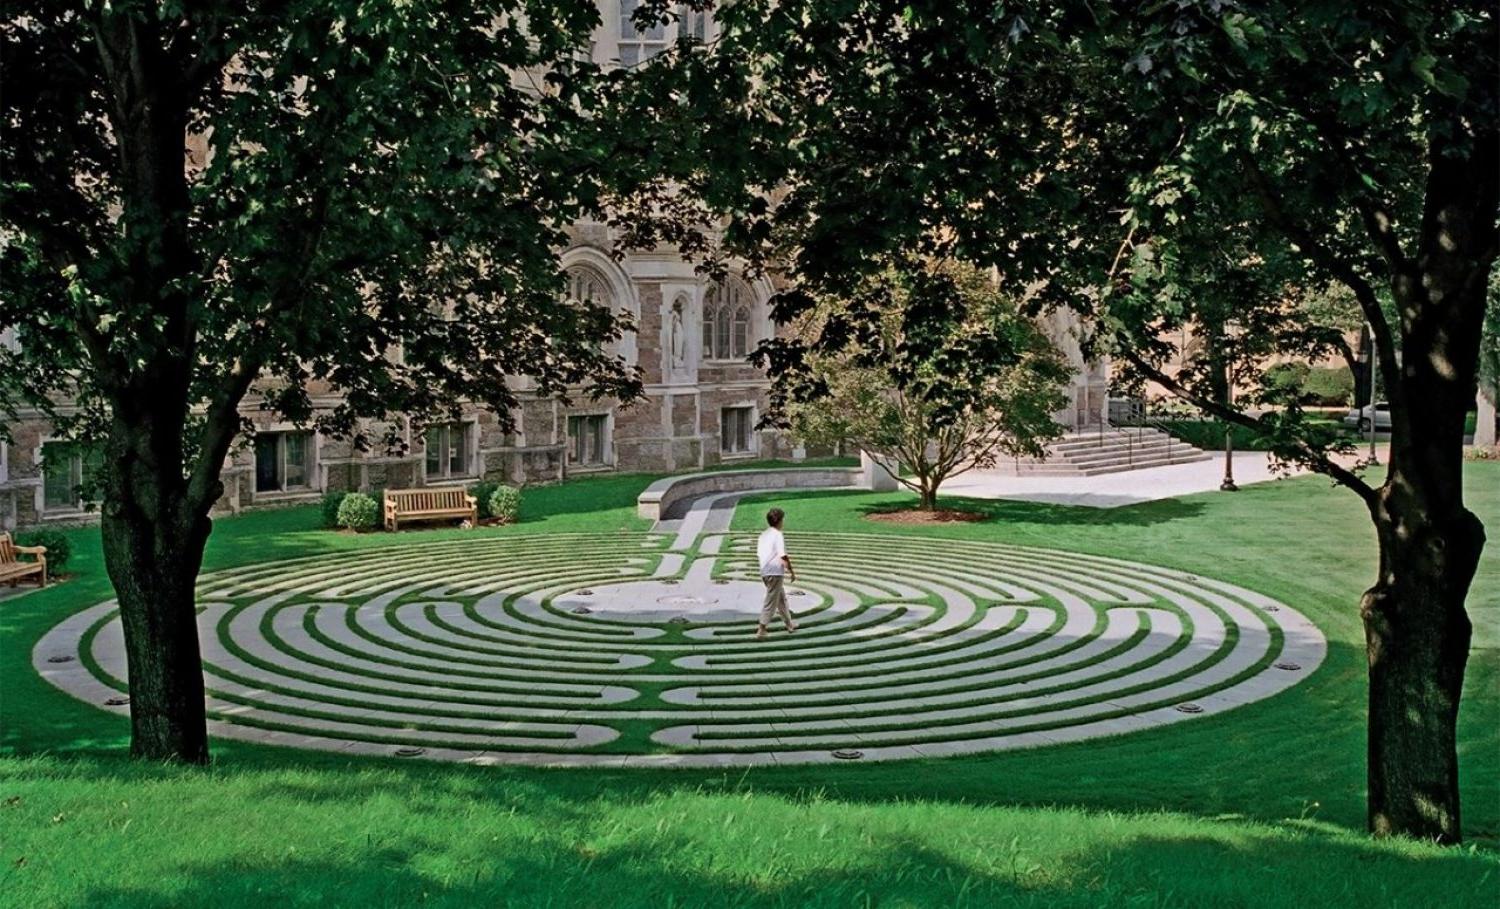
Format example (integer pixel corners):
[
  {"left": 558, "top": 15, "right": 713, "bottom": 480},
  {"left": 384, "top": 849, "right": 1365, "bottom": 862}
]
[{"left": 2, "top": 468, "right": 1497, "bottom": 907}]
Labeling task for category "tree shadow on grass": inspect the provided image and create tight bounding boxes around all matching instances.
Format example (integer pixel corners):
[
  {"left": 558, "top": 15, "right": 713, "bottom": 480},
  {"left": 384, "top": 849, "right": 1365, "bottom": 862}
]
[
  {"left": 742, "top": 487, "right": 1210, "bottom": 529},
  {"left": 863, "top": 494, "right": 1210, "bottom": 528},
  {"left": 48, "top": 804, "right": 1499, "bottom": 908}
]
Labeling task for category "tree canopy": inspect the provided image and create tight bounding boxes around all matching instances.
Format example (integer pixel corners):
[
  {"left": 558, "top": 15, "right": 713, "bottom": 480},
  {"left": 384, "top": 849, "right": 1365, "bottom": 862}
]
[
  {"left": 654, "top": 0, "right": 1496, "bottom": 842},
  {"left": 0, "top": 0, "right": 688, "bottom": 762}
]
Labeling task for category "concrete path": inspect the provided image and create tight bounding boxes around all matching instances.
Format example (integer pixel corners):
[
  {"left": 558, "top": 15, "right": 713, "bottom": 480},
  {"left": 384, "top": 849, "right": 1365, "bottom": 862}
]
[{"left": 943, "top": 448, "right": 1388, "bottom": 509}]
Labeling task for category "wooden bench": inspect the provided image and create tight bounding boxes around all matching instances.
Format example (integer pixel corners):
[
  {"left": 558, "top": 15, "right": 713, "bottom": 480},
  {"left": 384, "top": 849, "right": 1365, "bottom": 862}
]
[
  {"left": 383, "top": 487, "right": 477, "bottom": 532},
  {"left": 0, "top": 532, "right": 47, "bottom": 588}
]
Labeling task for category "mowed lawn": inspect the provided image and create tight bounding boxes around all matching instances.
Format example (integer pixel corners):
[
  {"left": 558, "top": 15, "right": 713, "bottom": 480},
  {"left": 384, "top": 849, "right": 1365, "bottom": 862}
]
[{"left": 1, "top": 465, "right": 1497, "bottom": 908}]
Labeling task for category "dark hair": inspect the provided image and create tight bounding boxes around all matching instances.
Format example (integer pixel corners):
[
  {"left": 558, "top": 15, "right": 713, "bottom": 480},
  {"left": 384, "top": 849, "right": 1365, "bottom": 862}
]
[{"left": 766, "top": 507, "right": 784, "bottom": 528}]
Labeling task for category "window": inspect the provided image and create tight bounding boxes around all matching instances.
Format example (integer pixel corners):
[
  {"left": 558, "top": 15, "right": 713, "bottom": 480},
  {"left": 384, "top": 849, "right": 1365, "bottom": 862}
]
[
  {"left": 567, "top": 414, "right": 608, "bottom": 467},
  {"left": 565, "top": 265, "right": 618, "bottom": 354},
  {"left": 567, "top": 266, "right": 610, "bottom": 308},
  {"left": 424, "top": 422, "right": 473, "bottom": 480},
  {"left": 680, "top": 4, "right": 708, "bottom": 42},
  {"left": 254, "top": 431, "right": 313, "bottom": 493},
  {"left": 42, "top": 441, "right": 100, "bottom": 511},
  {"left": 618, "top": 0, "right": 666, "bottom": 66},
  {"left": 721, "top": 407, "right": 754, "bottom": 455},
  {"left": 702, "top": 276, "right": 755, "bottom": 360}
]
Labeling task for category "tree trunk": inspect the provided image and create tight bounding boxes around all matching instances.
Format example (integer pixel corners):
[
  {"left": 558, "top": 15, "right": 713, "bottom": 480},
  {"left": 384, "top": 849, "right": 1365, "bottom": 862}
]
[
  {"left": 98, "top": 408, "right": 215, "bottom": 764},
  {"left": 101, "top": 503, "right": 213, "bottom": 764},
  {"left": 917, "top": 480, "right": 938, "bottom": 510},
  {"left": 1362, "top": 482, "right": 1482, "bottom": 844}
]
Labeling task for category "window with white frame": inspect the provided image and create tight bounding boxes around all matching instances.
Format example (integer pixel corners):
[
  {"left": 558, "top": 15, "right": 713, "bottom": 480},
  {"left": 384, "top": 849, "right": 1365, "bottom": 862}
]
[
  {"left": 567, "top": 414, "right": 609, "bottom": 467},
  {"left": 702, "top": 276, "right": 755, "bottom": 361},
  {"left": 721, "top": 407, "right": 755, "bottom": 455},
  {"left": 617, "top": 0, "right": 666, "bottom": 66},
  {"left": 424, "top": 422, "right": 474, "bottom": 480},
  {"left": 254, "top": 431, "right": 313, "bottom": 493},
  {"left": 42, "top": 441, "right": 101, "bottom": 511}
]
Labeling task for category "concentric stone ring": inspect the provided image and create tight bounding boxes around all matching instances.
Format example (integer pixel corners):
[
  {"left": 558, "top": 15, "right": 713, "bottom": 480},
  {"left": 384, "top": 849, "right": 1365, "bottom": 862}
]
[{"left": 34, "top": 530, "right": 1325, "bottom": 767}]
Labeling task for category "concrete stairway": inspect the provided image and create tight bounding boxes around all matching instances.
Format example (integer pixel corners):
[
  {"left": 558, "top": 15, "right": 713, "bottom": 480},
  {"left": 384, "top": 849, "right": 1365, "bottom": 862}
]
[{"left": 1012, "top": 427, "right": 1211, "bottom": 476}]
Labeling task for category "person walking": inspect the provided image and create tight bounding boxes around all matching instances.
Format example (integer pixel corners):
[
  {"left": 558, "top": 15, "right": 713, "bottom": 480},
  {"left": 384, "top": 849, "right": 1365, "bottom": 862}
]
[{"left": 756, "top": 508, "right": 797, "bottom": 641}]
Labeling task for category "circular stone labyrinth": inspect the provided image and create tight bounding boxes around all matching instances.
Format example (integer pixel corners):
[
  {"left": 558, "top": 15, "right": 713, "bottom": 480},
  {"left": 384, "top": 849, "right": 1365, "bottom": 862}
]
[{"left": 35, "top": 530, "right": 1325, "bottom": 767}]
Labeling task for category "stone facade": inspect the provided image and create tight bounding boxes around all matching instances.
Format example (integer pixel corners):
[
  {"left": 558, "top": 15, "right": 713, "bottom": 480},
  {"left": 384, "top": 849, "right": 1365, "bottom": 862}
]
[
  {"left": 0, "top": 225, "right": 802, "bottom": 531},
  {"left": 0, "top": 5, "right": 1102, "bottom": 530}
]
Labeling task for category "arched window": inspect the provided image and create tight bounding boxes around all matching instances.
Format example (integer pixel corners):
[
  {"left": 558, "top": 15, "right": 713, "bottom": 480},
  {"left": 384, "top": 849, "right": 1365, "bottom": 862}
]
[
  {"left": 702, "top": 287, "right": 718, "bottom": 359},
  {"left": 567, "top": 266, "right": 610, "bottom": 308},
  {"left": 565, "top": 265, "right": 616, "bottom": 354},
  {"left": 702, "top": 275, "right": 754, "bottom": 361}
]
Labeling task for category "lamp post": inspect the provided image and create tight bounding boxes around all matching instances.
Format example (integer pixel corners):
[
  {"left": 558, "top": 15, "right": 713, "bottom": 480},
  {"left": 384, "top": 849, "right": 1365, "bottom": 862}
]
[{"left": 1220, "top": 320, "right": 1243, "bottom": 492}]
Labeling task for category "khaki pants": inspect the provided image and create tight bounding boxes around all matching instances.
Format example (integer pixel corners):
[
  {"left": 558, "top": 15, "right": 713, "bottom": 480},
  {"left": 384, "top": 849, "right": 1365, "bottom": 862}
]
[{"left": 761, "top": 575, "right": 792, "bottom": 627}]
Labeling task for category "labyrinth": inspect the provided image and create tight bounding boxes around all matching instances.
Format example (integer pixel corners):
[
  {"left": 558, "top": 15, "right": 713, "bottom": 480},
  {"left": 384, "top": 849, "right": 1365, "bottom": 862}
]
[{"left": 35, "top": 530, "right": 1326, "bottom": 767}]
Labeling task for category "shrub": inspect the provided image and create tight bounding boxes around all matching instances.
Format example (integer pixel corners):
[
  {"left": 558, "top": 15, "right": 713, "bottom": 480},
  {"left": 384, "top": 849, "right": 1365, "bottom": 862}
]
[
  {"left": 336, "top": 493, "right": 380, "bottom": 532},
  {"left": 319, "top": 491, "right": 347, "bottom": 529},
  {"left": 488, "top": 485, "right": 521, "bottom": 525},
  {"left": 1263, "top": 361, "right": 1311, "bottom": 396},
  {"left": 470, "top": 481, "right": 499, "bottom": 520},
  {"left": 1302, "top": 366, "right": 1355, "bottom": 407},
  {"left": 15, "top": 529, "right": 71, "bottom": 574}
]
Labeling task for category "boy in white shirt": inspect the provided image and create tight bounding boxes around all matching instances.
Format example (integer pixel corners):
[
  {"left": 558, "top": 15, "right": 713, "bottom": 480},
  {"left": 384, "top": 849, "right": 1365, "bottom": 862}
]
[{"left": 756, "top": 507, "right": 797, "bottom": 641}]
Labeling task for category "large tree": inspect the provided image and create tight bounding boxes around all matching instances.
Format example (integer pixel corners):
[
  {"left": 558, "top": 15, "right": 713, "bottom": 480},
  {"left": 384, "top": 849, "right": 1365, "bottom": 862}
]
[
  {"left": 0, "top": 2, "right": 669, "bottom": 762},
  {"left": 660, "top": 1, "right": 1497, "bottom": 841}
]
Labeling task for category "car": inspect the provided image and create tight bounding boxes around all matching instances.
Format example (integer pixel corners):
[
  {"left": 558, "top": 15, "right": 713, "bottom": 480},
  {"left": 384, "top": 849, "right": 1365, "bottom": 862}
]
[{"left": 1343, "top": 402, "right": 1392, "bottom": 432}]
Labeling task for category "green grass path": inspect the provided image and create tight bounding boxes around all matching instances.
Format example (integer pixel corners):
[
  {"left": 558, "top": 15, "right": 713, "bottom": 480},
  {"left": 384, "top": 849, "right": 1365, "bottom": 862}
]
[{"left": 1, "top": 467, "right": 1496, "bottom": 907}]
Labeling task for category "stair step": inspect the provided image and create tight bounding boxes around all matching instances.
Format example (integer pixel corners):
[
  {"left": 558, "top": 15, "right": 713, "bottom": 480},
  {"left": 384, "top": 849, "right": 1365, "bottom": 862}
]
[{"left": 1008, "top": 428, "right": 1211, "bottom": 476}]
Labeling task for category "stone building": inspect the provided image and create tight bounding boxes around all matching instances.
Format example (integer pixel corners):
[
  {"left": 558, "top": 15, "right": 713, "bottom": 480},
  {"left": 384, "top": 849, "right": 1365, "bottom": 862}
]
[{"left": 0, "top": 3, "right": 1105, "bottom": 530}]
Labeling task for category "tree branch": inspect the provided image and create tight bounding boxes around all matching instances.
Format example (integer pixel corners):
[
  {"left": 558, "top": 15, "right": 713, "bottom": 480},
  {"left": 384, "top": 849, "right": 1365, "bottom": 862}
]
[
  {"left": 1240, "top": 154, "right": 1404, "bottom": 414},
  {"left": 1119, "top": 345, "right": 1380, "bottom": 510}
]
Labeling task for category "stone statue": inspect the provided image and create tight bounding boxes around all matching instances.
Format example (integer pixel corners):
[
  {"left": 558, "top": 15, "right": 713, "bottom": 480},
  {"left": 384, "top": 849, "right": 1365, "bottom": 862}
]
[{"left": 668, "top": 300, "right": 687, "bottom": 368}]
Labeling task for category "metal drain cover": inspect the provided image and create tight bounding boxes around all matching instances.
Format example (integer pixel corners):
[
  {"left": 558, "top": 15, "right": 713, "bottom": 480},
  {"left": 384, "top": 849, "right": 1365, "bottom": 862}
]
[
  {"left": 577, "top": 589, "right": 594, "bottom": 596},
  {"left": 667, "top": 615, "right": 690, "bottom": 625},
  {"left": 1275, "top": 662, "right": 1301, "bottom": 671},
  {"left": 46, "top": 655, "right": 74, "bottom": 664},
  {"left": 831, "top": 749, "right": 864, "bottom": 760},
  {"left": 1174, "top": 703, "right": 1204, "bottom": 714},
  {"left": 571, "top": 605, "right": 593, "bottom": 615},
  {"left": 394, "top": 746, "right": 426, "bottom": 757},
  {"left": 104, "top": 696, "right": 130, "bottom": 707}
]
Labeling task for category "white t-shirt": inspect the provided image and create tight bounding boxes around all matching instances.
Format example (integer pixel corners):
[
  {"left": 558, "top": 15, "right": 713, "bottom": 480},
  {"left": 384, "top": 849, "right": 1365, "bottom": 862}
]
[{"left": 757, "top": 527, "right": 787, "bottom": 577}]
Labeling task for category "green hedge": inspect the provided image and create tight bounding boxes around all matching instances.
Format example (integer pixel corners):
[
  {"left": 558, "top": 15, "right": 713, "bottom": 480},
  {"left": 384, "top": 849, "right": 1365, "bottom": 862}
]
[
  {"left": 15, "top": 529, "right": 71, "bottom": 574},
  {"left": 1262, "top": 363, "right": 1354, "bottom": 406},
  {"left": 1160, "top": 421, "right": 1277, "bottom": 452}
]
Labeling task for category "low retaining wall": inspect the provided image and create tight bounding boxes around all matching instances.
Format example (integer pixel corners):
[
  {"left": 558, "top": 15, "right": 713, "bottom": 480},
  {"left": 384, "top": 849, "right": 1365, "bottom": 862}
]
[{"left": 637, "top": 467, "right": 865, "bottom": 521}]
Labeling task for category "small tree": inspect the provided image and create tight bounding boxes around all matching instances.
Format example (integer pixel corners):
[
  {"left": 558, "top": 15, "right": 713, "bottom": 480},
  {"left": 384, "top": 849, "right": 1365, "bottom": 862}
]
[{"left": 781, "top": 259, "right": 1069, "bottom": 510}]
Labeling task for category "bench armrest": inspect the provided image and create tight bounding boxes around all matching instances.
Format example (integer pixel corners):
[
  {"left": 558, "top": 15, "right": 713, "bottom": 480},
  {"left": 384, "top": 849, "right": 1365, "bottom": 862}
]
[{"left": 14, "top": 544, "right": 46, "bottom": 556}]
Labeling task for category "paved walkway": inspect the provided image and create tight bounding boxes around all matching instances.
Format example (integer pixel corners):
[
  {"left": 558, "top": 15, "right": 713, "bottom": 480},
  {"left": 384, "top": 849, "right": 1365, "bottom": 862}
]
[{"left": 943, "top": 449, "right": 1380, "bottom": 509}]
